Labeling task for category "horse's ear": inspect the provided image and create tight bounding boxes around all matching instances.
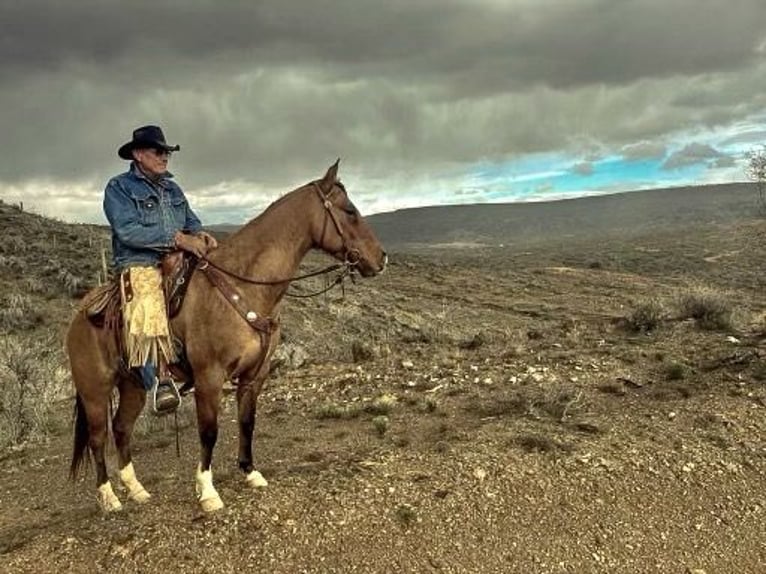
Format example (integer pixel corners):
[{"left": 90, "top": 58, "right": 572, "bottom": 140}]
[{"left": 321, "top": 159, "right": 341, "bottom": 190}]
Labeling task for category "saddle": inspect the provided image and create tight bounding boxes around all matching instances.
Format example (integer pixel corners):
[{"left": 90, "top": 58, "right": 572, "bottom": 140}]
[{"left": 81, "top": 252, "right": 198, "bottom": 326}]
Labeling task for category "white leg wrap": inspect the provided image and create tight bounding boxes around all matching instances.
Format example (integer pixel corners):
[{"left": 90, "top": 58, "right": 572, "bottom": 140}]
[
  {"left": 97, "top": 481, "right": 123, "bottom": 512},
  {"left": 195, "top": 465, "right": 224, "bottom": 512},
  {"left": 245, "top": 470, "right": 268, "bottom": 489},
  {"left": 119, "top": 462, "right": 151, "bottom": 503}
]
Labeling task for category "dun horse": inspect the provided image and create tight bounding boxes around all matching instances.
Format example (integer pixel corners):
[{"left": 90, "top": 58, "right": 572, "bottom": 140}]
[{"left": 67, "top": 162, "right": 387, "bottom": 512}]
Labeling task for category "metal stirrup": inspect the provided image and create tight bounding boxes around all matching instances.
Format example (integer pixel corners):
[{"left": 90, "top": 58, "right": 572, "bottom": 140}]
[{"left": 152, "top": 378, "right": 182, "bottom": 414}]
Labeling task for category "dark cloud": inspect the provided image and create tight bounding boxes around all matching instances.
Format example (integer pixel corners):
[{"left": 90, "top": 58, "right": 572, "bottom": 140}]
[
  {"left": 620, "top": 141, "right": 667, "bottom": 161},
  {"left": 3, "top": 1, "right": 764, "bottom": 88},
  {"left": 0, "top": 0, "right": 765, "bottom": 202},
  {"left": 571, "top": 162, "right": 594, "bottom": 176},
  {"left": 661, "top": 143, "right": 723, "bottom": 170}
]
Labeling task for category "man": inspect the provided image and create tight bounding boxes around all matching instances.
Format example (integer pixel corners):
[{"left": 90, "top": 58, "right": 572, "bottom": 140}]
[{"left": 104, "top": 125, "right": 217, "bottom": 413}]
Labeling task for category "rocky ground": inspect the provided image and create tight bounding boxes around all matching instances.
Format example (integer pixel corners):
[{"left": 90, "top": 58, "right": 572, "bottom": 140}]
[{"left": 2, "top": 208, "right": 766, "bottom": 573}]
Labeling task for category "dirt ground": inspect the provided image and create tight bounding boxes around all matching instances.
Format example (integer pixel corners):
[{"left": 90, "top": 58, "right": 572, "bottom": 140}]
[{"left": 2, "top": 215, "right": 766, "bottom": 573}]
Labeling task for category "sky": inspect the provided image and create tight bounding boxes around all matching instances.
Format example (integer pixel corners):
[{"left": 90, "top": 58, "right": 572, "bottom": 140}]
[{"left": 1, "top": 0, "right": 765, "bottom": 225}]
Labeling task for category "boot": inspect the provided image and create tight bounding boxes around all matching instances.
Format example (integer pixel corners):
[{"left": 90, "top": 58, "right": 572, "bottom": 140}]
[{"left": 153, "top": 377, "right": 181, "bottom": 414}]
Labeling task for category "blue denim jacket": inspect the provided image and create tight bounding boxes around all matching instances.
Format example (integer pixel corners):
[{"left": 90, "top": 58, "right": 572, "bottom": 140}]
[{"left": 103, "top": 163, "right": 202, "bottom": 270}]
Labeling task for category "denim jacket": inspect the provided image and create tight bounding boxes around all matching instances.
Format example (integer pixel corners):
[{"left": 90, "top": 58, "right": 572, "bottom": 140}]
[{"left": 103, "top": 163, "right": 202, "bottom": 270}]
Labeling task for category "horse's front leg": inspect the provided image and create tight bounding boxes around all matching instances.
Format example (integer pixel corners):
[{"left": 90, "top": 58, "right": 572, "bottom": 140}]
[
  {"left": 194, "top": 369, "right": 225, "bottom": 512},
  {"left": 237, "top": 381, "right": 268, "bottom": 489},
  {"left": 113, "top": 376, "right": 151, "bottom": 503}
]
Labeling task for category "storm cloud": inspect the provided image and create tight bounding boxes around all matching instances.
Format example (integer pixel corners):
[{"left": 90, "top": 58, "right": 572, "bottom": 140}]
[{"left": 1, "top": 0, "right": 765, "bottom": 221}]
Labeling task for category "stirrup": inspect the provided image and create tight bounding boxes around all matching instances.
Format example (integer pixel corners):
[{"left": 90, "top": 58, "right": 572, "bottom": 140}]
[{"left": 152, "top": 378, "right": 181, "bottom": 415}]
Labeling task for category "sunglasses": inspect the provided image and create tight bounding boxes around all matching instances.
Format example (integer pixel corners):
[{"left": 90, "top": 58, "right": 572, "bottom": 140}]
[{"left": 147, "top": 147, "right": 172, "bottom": 157}]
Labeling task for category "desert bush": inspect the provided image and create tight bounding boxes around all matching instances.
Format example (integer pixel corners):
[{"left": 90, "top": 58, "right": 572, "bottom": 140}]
[
  {"left": 0, "top": 254, "right": 26, "bottom": 273},
  {"left": 57, "top": 268, "right": 86, "bottom": 297},
  {"left": 677, "top": 288, "right": 733, "bottom": 330},
  {"left": 372, "top": 415, "right": 390, "bottom": 436},
  {"left": 351, "top": 340, "right": 375, "bottom": 362},
  {"left": 314, "top": 402, "right": 361, "bottom": 420},
  {"left": 0, "top": 334, "right": 68, "bottom": 448},
  {"left": 363, "top": 393, "right": 397, "bottom": 415},
  {"left": 2, "top": 236, "right": 28, "bottom": 255},
  {"left": 458, "top": 331, "right": 488, "bottom": 350},
  {"left": 665, "top": 362, "right": 687, "bottom": 381},
  {"left": 0, "top": 293, "right": 44, "bottom": 331},
  {"left": 394, "top": 503, "right": 417, "bottom": 527},
  {"left": 626, "top": 299, "right": 665, "bottom": 332}
]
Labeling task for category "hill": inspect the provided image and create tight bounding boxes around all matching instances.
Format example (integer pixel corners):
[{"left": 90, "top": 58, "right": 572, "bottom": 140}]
[
  {"left": 366, "top": 182, "right": 760, "bottom": 248},
  {"left": 2, "top": 188, "right": 766, "bottom": 572}
]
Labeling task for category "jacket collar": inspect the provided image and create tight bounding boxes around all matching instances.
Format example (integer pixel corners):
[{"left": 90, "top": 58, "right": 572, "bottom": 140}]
[{"left": 129, "top": 161, "right": 174, "bottom": 185}]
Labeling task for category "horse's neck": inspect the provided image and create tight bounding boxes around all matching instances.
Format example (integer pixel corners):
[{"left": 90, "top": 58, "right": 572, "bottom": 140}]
[{"left": 211, "top": 196, "right": 314, "bottom": 308}]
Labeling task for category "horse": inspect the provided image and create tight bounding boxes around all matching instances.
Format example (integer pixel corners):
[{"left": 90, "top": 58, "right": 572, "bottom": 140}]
[{"left": 67, "top": 161, "right": 387, "bottom": 512}]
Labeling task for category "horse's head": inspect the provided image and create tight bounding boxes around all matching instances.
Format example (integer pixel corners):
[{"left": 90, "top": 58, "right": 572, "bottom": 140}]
[{"left": 311, "top": 161, "right": 387, "bottom": 277}]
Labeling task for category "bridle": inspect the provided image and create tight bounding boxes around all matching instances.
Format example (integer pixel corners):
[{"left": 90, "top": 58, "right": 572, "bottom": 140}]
[
  {"left": 313, "top": 180, "right": 362, "bottom": 268},
  {"left": 198, "top": 179, "right": 359, "bottom": 295}
]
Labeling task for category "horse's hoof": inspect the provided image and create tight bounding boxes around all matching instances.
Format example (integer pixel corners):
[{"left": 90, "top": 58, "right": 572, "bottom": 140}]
[
  {"left": 119, "top": 463, "right": 151, "bottom": 504},
  {"left": 200, "top": 495, "right": 224, "bottom": 512},
  {"left": 128, "top": 488, "right": 152, "bottom": 504},
  {"left": 245, "top": 470, "right": 268, "bottom": 489},
  {"left": 97, "top": 482, "right": 123, "bottom": 512}
]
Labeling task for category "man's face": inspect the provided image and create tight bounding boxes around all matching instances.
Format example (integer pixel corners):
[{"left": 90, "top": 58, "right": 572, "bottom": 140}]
[{"left": 133, "top": 147, "right": 171, "bottom": 178}]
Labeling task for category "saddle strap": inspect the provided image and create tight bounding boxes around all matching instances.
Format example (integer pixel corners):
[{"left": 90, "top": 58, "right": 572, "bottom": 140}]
[
  {"left": 197, "top": 263, "right": 276, "bottom": 334},
  {"left": 197, "top": 262, "right": 276, "bottom": 386}
]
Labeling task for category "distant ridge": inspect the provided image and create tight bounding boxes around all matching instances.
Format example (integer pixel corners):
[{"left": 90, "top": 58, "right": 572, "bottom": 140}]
[{"left": 365, "top": 183, "right": 760, "bottom": 248}]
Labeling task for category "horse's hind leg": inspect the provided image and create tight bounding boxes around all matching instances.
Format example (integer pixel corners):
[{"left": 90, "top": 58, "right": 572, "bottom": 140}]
[
  {"left": 113, "top": 376, "right": 151, "bottom": 503},
  {"left": 68, "top": 313, "right": 122, "bottom": 511},
  {"left": 76, "top": 376, "right": 122, "bottom": 512},
  {"left": 237, "top": 381, "right": 268, "bottom": 489}
]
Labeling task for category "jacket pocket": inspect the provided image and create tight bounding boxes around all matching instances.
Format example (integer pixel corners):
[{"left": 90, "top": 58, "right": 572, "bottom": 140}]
[
  {"left": 136, "top": 195, "right": 161, "bottom": 226},
  {"left": 170, "top": 194, "right": 189, "bottom": 228}
]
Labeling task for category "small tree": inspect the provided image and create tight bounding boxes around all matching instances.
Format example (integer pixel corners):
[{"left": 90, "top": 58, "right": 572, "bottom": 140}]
[{"left": 746, "top": 145, "right": 766, "bottom": 213}]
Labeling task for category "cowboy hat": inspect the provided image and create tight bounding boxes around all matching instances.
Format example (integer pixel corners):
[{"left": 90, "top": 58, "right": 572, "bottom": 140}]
[{"left": 118, "top": 125, "right": 180, "bottom": 160}]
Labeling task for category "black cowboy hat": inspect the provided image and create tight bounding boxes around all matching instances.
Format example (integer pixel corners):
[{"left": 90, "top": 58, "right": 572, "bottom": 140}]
[{"left": 118, "top": 125, "right": 180, "bottom": 160}]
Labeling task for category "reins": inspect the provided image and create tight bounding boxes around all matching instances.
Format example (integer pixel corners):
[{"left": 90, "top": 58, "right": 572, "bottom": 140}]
[
  {"left": 199, "top": 257, "right": 353, "bottom": 299},
  {"left": 198, "top": 257, "right": 345, "bottom": 286},
  {"left": 197, "top": 180, "right": 358, "bottom": 299}
]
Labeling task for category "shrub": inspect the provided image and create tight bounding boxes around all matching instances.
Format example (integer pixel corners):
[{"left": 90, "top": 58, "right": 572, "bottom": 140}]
[
  {"left": 372, "top": 415, "right": 390, "bottom": 436},
  {"left": 0, "top": 334, "right": 68, "bottom": 448},
  {"left": 677, "top": 289, "right": 733, "bottom": 331},
  {"left": 314, "top": 402, "right": 361, "bottom": 420},
  {"left": 0, "top": 293, "right": 43, "bottom": 331},
  {"left": 363, "top": 394, "right": 397, "bottom": 415},
  {"left": 394, "top": 503, "right": 417, "bottom": 527},
  {"left": 626, "top": 299, "right": 665, "bottom": 332},
  {"left": 665, "top": 362, "right": 687, "bottom": 381}
]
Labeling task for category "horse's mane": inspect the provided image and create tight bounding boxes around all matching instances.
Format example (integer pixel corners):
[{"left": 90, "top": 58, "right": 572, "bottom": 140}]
[{"left": 229, "top": 178, "right": 341, "bottom": 239}]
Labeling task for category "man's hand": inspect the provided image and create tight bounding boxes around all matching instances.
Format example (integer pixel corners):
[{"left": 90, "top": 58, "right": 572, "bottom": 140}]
[
  {"left": 174, "top": 231, "right": 209, "bottom": 258},
  {"left": 195, "top": 231, "right": 218, "bottom": 251}
]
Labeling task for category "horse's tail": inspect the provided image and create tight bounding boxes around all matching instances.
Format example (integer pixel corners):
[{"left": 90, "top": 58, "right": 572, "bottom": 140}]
[{"left": 70, "top": 393, "right": 90, "bottom": 480}]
